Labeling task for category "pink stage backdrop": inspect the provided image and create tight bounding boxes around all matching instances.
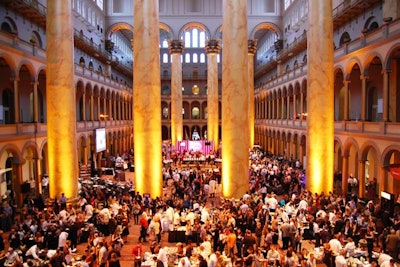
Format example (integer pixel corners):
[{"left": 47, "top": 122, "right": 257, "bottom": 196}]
[{"left": 175, "top": 140, "right": 214, "bottom": 155}]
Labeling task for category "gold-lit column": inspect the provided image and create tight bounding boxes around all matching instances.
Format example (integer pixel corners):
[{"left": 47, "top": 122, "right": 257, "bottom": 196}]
[
  {"left": 82, "top": 93, "right": 86, "bottom": 121},
  {"left": 343, "top": 80, "right": 349, "bottom": 121},
  {"left": 46, "top": 0, "right": 78, "bottom": 200},
  {"left": 90, "top": 94, "right": 94, "bottom": 121},
  {"left": 12, "top": 77, "right": 20, "bottom": 123},
  {"left": 360, "top": 75, "right": 368, "bottom": 121},
  {"left": 32, "top": 81, "right": 39, "bottom": 122},
  {"left": 103, "top": 97, "right": 107, "bottom": 118},
  {"left": 133, "top": 0, "right": 162, "bottom": 198},
  {"left": 358, "top": 160, "right": 365, "bottom": 197},
  {"left": 299, "top": 90, "right": 304, "bottom": 121},
  {"left": 206, "top": 39, "right": 221, "bottom": 151},
  {"left": 97, "top": 96, "right": 100, "bottom": 121},
  {"left": 382, "top": 69, "right": 390, "bottom": 122},
  {"left": 248, "top": 40, "right": 257, "bottom": 148},
  {"left": 108, "top": 98, "right": 112, "bottom": 120},
  {"left": 113, "top": 98, "right": 117, "bottom": 120},
  {"left": 342, "top": 153, "right": 349, "bottom": 194},
  {"left": 169, "top": 39, "right": 184, "bottom": 145},
  {"left": 292, "top": 93, "right": 296, "bottom": 120},
  {"left": 306, "top": 0, "right": 334, "bottom": 194},
  {"left": 83, "top": 145, "right": 88, "bottom": 166},
  {"left": 222, "top": 0, "right": 249, "bottom": 198},
  {"left": 35, "top": 157, "right": 42, "bottom": 195}
]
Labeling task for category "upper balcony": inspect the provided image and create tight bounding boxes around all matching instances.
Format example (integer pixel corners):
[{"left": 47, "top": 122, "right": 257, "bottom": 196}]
[
  {"left": 1, "top": 0, "right": 46, "bottom": 29},
  {"left": 333, "top": 0, "right": 381, "bottom": 29}
]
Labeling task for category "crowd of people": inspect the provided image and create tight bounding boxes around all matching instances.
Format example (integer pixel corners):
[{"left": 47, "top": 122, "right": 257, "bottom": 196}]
[{"left": 0, "top": 147, "right": 399, "bottom": 267}]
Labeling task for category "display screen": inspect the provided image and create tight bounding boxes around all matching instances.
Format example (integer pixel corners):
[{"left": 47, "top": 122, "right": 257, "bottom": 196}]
[{"left": 95, "top": 128, "right": 106, "bottom": 153}]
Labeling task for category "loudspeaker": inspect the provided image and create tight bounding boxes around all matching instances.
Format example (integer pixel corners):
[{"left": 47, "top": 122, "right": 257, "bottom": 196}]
[{"left": 21, "top": 182, "right": 30, "bottom": 193}]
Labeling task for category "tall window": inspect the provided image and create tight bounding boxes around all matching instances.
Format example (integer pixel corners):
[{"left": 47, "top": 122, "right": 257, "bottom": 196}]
[
  {"left": 284, "top": 0, "right": 291, "bottom": 10},
  {"left": 199, "top": 53, "right": 205, "bottom": 63},
  {"left": 96, "top": 0, "right": 104, "bottom": 10},
  {"left": 183, "top": 28, "right": 206, "bottom": 48},
  {"left": 193, "top": 53, "right": 198, "bottom": 63}
]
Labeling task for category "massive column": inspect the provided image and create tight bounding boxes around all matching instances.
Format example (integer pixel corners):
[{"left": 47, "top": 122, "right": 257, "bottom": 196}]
[
  {"left": 248, "top": 40, "right": 257, "bottom": 148},
  {"left": 133, "top": 0, "right": 162, "bottom": 198},
  {"left": 306, "top": 0, "right": 334, "bottom": 194},
  {"left": 206, "top": 39, "right": 221, "bottom": 151},
  {"left": 169, "top": 40, "right": 184, "bottom": 145},
  {"left": 222, "top": 0, "right": 249, "bottom": 198},
  {"left": 46, "top": 0, "right": 78, "bottom": 200}
]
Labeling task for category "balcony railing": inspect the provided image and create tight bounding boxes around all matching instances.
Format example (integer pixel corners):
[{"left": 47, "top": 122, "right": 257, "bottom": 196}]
[{"left": 1, "top": 0, "right": 46, "bottom": 28}]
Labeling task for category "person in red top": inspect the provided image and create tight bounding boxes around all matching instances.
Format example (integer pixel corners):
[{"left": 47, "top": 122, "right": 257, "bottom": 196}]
[
  {"left": 132, "top": 243, "right": 143, "bottom": 267},
  {"left": 139, "top": 213, "right": 149, "bottom": 242}
]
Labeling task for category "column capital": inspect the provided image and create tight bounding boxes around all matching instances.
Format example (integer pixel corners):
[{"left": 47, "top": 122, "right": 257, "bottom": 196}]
[
  {"left": 10, "top": 76, "right": 20, "bottom": 82},
  {"left": 248, "top": 39, "right": 258, "bottom": 55},
  {"left": 168, "top": 39, "right": 185, "bottom": 54},
  {"left": 205, "top": 39, "right": 221, "bottom": 54},
  {"left": 381, "top": 68, "right": 392, "bottom": 75},
  {"left": 360, "top": 74, "right": 369, "bottom": 80},
  {"left": 343, "top": 79, "right": 351, "bottom": 85}
]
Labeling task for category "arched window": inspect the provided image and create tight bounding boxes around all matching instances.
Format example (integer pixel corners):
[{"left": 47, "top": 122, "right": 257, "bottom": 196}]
[
  {"left": 162, "top": 40, "right": 168, "bottom": 48},
  {"left": 1, "top": 22, "right": 12, "bottom": 33},
  {"left": 79, "top": 57, "right": 85, "bottom": 67},
  {"left": 192, "top": 107, "right": 200, "bottom": 119},
  {"left": 185, "top": 32, "right": 191, "bottom": 47},
  {"left": 185, "top": 53, "right": 191, "bottom": 63},
  {"left": 162, "top": 107, "right": 169, "bottom": 118},
  {"left": 339, "top": 32, "right": 351, "bottom": 46},
  {"left": 199, "top": 53, "right": 205, "bottom": 63},
  {"left": 193, "top": 53, "right": 198, "bottom": 63},
  {"left": 183, "top": 28, "right": 206, "bottom": 48},
  {"left": 163, "top": 53, "right": 169, "bottom": 63}
]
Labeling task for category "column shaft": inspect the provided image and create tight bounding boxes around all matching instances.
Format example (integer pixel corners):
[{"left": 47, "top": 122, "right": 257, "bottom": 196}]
[
  {"left": 90, "top": 94, "right": 94, "bottom": 121},
  {"left": 342, "top": 156, "right": 349, "bottom": 195},
  {"left": 343, "top": 81, "right": 349, "bottom": 121},
  {"left": 169, "top": 40, "right": 184, "bottom": 145},
  {"left": 358, "top": 161, "right": 365, "bottom": 197},
  {"left": 248, "top": 40, "right": 257, "bottom": 148},
  {"left": 360, "top": 75, "right": 368, "bottom": 121},
  {"left": 222, "top": 0, "right": 249, "bottom": 198},
  {"left": 306, "top": 0, "right": 334, "bottom": 194},
  {"left": 13, "top": 78, "right": 20, "bottom": 123},
  {"left": 206, "top": 40, "right": 221, "bottom": 151},
  {"left": 82, "top": 93, "right": 86, "bottom": 121},
  {"left": 33, "top": 82, "right": 39, "bottom": 122},
  {"left": 46, "top": 0, "right": 78, "bottom": 200},
  {"left": 133, "top": 0, "right": 162, "bottom": 197},
  {"left": 382, "top": 70, "right": 390, "bottom": 122}
]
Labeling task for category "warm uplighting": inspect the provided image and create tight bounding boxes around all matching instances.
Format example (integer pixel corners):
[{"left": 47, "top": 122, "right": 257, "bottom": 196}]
[{"left": 192, "top": 85, "right": 200, "bottom": 95}]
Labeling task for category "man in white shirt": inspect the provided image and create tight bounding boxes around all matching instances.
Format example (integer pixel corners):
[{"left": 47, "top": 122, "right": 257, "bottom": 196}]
[
  {"left": 58, "top": 229, "right": 69, "bottom": 249},
  {"left": 329, "top": 234, "right": 343, "bottom": 256},
  {"left": 334, "top": 250, "right": 347, "bottom": 267},
  {"left": 178, "top": 256, "right": 191, "bottom": 267},
  {"left": 155, "top": 245, "right": 168, "bottom": 267},
  {"left": 208, "top": 251, "right": 218, "bottom": 267},
  {"left": 25, "top": 244, "right": 41, "bottom": 260}
]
